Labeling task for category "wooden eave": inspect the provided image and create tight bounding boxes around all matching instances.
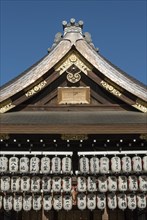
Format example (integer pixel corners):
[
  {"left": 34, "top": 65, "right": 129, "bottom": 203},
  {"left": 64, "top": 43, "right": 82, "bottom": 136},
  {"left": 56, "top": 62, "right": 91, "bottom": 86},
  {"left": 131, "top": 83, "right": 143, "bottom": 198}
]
[{"left": 0, "top": 111, "right": 147, "bottom": 134}]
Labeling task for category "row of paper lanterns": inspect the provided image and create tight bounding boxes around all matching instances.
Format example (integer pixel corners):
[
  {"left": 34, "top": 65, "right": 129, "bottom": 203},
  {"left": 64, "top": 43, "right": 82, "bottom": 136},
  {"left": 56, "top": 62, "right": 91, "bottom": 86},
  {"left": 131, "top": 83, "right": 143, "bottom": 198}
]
[
  {"left": 0, "top": 175, "right": 146, "bottom": 193},
  {"left": 0, "top": 156, "right": 72, "bottom": 174},
  {"left": 0, "top": 155, "right": 147, "bottom": 174},
  {"left": 0, "top": 193, "right": 146, "bottom": 212},
  {"left": 79, "top": 155, "right": 147, "bottom": 173}
]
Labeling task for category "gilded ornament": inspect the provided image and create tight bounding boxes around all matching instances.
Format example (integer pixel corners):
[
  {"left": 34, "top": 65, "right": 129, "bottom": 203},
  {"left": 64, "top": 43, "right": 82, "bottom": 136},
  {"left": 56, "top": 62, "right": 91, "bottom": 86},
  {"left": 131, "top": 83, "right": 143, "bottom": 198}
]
[
  {"left": 0, "top": 134, "right": 10, "bottom": 140},
  {"left": 100, "top": 80, "right": 122, "bottom": 97},
  {"left": 69, "top": 54, "right": 77, "bottom": 63},
  {"left": 25, "top": 80, "right": 47, "bottom": 97},
  {"left": 0, "top": 102, "right": 15, "bottom": 113},
  {"left": 55, "top": 53, "right": 91, "bottom": 75},
  {"left": 132, "top": 102, "right": 147, "bottom": 113},
  {"left": 140, "top": 134, "right": 147, "bottom": 140},
  {"left": 61, "top": 134, "right": 88, "bottom": 140}
]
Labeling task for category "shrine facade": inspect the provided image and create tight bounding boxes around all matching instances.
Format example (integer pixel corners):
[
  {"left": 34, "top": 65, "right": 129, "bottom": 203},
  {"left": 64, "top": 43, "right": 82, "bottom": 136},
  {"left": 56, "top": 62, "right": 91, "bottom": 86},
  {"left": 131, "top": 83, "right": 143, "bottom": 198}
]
[{"left": 0, "top": 19, "right": 147, "bottom": 220}]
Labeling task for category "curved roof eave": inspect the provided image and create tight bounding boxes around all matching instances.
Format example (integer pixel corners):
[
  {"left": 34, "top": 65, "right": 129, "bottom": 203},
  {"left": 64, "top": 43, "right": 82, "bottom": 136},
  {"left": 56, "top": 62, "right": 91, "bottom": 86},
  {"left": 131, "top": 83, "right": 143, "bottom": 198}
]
[
  {"left": 75, "top": 40, "right": 147, "bottom": 102},
  {"left": 0, "top": 40, "right": 72, "bottom": 102}
]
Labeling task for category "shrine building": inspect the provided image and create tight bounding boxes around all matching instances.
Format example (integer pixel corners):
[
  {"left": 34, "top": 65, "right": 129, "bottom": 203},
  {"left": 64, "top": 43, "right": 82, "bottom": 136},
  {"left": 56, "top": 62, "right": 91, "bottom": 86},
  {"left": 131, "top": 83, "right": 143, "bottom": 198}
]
[{"left": 0, "top": 18, "right": 147, "bottom": 220}]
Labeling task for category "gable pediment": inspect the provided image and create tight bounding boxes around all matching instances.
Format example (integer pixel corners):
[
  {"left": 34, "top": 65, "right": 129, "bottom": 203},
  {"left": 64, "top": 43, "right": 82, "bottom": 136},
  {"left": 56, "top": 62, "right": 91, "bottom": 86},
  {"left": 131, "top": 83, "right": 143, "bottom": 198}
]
[{"left": 0, "top": 51, "right": 140, "bottom": 113}]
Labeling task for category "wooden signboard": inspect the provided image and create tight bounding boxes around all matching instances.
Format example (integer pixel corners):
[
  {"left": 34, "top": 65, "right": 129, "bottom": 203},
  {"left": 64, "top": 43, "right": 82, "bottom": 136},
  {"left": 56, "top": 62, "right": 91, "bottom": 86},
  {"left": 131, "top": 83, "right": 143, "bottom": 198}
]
[{"left": 58, "top": 87, "right": 90, "bottom": 104}]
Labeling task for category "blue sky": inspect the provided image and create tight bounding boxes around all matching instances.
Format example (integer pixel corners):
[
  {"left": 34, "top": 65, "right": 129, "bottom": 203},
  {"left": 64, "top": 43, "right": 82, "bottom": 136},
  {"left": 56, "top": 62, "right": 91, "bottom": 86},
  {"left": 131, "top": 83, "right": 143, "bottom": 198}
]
[{"left": 1, "top": 0, "right": 146, "bottom": 86}]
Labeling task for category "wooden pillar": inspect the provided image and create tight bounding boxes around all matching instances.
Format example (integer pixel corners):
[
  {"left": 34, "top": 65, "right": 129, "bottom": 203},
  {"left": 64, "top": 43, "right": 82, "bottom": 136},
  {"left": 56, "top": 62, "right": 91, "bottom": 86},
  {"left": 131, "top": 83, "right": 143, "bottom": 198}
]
[{"left": 102, "top": 208, "right": 108, "bottom": 220}]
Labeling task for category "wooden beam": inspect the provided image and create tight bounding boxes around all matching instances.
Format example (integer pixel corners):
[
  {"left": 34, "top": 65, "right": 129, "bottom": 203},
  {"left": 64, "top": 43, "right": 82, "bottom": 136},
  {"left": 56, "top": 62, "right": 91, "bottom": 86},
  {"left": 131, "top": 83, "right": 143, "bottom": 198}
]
[{"left": 1, "top": 124, "right": 146, "bottom": 134}]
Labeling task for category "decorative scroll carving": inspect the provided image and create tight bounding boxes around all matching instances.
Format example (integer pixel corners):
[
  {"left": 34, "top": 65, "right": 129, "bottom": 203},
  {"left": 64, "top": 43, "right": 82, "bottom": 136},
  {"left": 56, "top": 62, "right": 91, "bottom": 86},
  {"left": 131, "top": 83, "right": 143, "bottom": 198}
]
[
  {"left": 132, "top": 101, "right": 147, "bottom": 113},
  {"left": 66, "top": 65, "right": 81, "bottom": 83},
  {"left": 25, "top": 80, "right": 47, "bottom": 97},
  {"left": 58, "top": 87, "right": 90, "bottom": 104},
  {"left": 0, "top": 101, "right": 15, "bottom": 113},
  {"left": 61, "top": 134, "right": 88, "bottom": 140},
  {"left": 100, "top": 80, "right": 122, "bottom": 97},
  {"left": 55, "top": 53, "right": 91, "bottom": 75}
]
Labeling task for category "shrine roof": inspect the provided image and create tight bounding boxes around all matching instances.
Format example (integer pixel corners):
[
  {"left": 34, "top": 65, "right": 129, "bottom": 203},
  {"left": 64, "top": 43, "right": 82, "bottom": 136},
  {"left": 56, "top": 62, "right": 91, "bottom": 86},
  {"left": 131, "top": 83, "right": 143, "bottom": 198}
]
[{"left": 0, "top": 18, "right": 146, "bottom": 105}]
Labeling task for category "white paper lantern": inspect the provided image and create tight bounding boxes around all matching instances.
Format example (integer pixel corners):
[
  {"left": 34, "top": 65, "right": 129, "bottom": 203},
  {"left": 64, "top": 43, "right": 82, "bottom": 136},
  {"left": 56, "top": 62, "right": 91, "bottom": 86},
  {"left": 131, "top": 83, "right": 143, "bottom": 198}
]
[
  {"left": 121, "top": 156, "right": 132, "bottom": 173},
  {"left": 108, "top": 176, "right": 117, "bottom": 192},
  {"left": 33, "top": 195, "right": 42, "bottom": 211},
  {"left": 89, "top": 157, "right": 99, "bottom": 174},
  {"left": 79, "top": 156, "right": 89, "bottom": 174},
  {"left": 77, "top": 193, "right": 86, "bottom": 210},
  {"left": 53, "top": 195, "right": 62, "bottom": 211},
  {"left": 19, "top": 156, "right": 29, "bottom": 173},
  {"left": 30, "top": 157, "right": 40, "bottom": 173},
  {"left": 118, "top": 176, "right": 128, "bottom": 192},
  {"left": 107, "top": 193, "right": 117, "bottom": 209},
  {"left": 1, "top": 176, "right": 10, "bottom": 191},
  {"left": 111, "top": 156, "right": 121, "bottom": 173},
  {"left": 137, "top": 194, "right": 146, "bottom": 209},
  {"left": 31, "top": 176, "right": 40, "bottom": 192},
  {"left": 43, "top": 195, "right": 52, "bottom": 211},
  {"left": 42, "top": 176, "right": 51, "bottom": 192},
  {"left": 128, "top": 176, "right": 138, "bottom": 191},
  {"left": 0, "top": 196, "right": 2, "bottom": 209},
  {"left": 142, "top": 156, "right": 147, "bottom": 172},
  {"left": 0, "top": 156, "right": 8, "bottom": 172},
  {"left": 98, "top": 176, "right": 107, "bottom": 193},
  {"left": 62, "top": 176, "right": 72, "bottom": 192},
  {"left": 41, "top": 156, "right": 50, "bottom": 174},
  {"left": 117, "top": 194, "right": 127, "bottom": 210},
  {"left": 21, "top": 176, "right": 30, "bottom": 192},
  {"left": 87, "top": 176, "right": 97, "bottom": 192},
  {"left": 132, "top": 156, "right": 142, "bottom": 172},
  {"left": 51, "top": 156, "right": 61, "bottom": 174},
  {"left": 138, "top": 175, "right": 147, "bottom": 192},
  {"left": 127, "top": 194, "right": 136, "bottom": 210},
  {"left": 63, "top": 195, "right": 72, "bottom": 211},
  {"left": 9, "top": 156, "right": 19, "bottom": 173},
  {"left": 52, "top": 176, "right": 61, "bottom": 192},
  {"left": 11, "top": 176, "right": 20, "bottom": 192},
  {"left": 23, "top": 195, "right": 32, "bottom": 211},
  {"left": 77, "top": 176, "right": 87, "bottom": 192},
  {"left": 97, "top": 193, "right": 106, "bottom": 210},
  {"left": 3, "top": 195, "right": 13, "bottom": 211},
  {"left": 13, "top": 195, "right": 22, "bottom": 212},
  {"left": 99, "top": 157, "right": 109, "bottom": 174},
  {"left": 62, "top": 157, "right": 72, "bottom": 174},
  {"left": 87, "top": 193, "right": 96, "bottom": 210}
]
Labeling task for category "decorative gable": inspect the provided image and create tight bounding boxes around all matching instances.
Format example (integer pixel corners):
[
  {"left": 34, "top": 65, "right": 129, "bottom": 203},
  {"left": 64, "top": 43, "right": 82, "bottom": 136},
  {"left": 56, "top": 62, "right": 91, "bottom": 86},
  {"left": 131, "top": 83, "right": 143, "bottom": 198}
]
[{"left": 0, "top": 19, "right": 146, "bottom": 113}]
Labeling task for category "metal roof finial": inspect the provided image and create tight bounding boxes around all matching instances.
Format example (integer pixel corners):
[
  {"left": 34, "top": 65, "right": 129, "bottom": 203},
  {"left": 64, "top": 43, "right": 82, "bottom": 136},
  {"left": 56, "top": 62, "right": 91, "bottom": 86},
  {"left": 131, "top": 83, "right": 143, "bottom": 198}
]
[
  {"left": 70, "top": 18, "right": 75, "bottom": 25},
  {"left": 62, "top": 18, "right": 84, "bottom": 35}
]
